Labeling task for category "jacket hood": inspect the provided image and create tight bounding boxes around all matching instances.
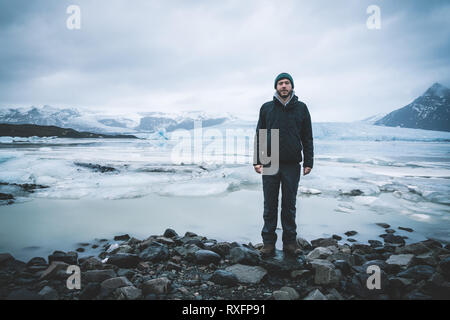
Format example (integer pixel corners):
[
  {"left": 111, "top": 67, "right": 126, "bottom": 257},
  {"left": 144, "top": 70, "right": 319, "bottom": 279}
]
[{"left": 273, "top": 90, "right": 297, "bottom": 108}]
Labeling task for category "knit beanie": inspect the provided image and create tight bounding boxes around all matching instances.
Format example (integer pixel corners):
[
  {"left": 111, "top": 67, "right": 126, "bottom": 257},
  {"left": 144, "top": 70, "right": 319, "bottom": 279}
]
[{"left": 274, "top": 73, "right": 294, "bottom": 89}]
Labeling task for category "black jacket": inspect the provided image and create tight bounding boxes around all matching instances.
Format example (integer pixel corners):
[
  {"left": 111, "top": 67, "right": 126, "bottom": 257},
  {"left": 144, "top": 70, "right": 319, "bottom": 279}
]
[{"left": 254, "top": 94, "right": 314, "bottom": 168}]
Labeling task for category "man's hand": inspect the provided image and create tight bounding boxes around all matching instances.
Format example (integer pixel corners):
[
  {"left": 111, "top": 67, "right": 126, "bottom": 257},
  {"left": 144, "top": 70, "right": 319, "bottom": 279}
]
[
  {"left": 254, "top": 164, "right": 263, "bottom": 174},
  {"left": 303, "top": 167, "right": 312, "bottom": 175}
]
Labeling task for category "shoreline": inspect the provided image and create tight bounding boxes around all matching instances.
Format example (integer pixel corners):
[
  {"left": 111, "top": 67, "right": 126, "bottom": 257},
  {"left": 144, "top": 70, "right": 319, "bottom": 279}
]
[{"left": 1, "top": 226, "right": 449, "bottom": 300}]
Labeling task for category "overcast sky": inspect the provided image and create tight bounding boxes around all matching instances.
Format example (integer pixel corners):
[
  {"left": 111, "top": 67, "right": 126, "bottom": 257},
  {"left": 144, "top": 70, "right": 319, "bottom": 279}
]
[{"left": 0, "top": 0, "right": 449, "bottom": 121}]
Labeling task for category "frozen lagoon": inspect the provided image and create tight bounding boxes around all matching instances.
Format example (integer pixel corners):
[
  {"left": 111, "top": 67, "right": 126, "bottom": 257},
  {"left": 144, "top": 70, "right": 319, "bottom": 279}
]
[{"left": 0, "top": 121, "right": 449, "bottom": 261}]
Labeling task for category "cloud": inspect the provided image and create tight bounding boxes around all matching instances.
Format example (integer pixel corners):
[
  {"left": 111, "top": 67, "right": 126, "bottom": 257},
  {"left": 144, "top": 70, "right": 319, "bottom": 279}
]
[{"left": 0, "top": 0, "right": 449, "bottom": 121}]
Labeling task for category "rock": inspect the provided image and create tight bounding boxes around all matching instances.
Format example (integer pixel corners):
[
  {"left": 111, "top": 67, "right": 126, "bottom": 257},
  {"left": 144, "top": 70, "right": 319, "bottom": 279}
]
[
  {"left": 48, "top": 251, "right": 78, "bottom": 265},
  {"left": 114, "top": 286, "right": 142, "bottom": 300},
  {"left": 420, "top": 239, "right": 443, "bottom": 250},
  {"left": 296, "top": 237, "right": 313, "bottom": 250},
  {"left": 398, "top": 227, "right": 414, "bottom": 232},
  {"left": 209, "top": 242, "right": 231, "bottom": 257},
  {"left": 229, "top": 245, "right": 260, "bottom": 265},
  {"left": 397, "top": 265, "right": 435, "bottom": 281},
  {"left": 385, "top": 229, "right": 396, "bottom": 234},
  {"left": 272, "top": 290, "right": 290, "bottom": 300},
  {"left": 139, "top": 242, "right": 169, "bottom": 263},
  {"left": 210, "top": 270, "right": 239, "bottom": 286},
  {"left": 326, "top": 288, "right": 344, "bottom": 300},
  {"left": 437, "top": 256, "right": 450, "bottom": 279},
  {"left": 7, "top": 288, "right": 41, "bottom": 300},
  {"left": 290, "top": 270, "right": 311, "bottom": 279},
  {"left": 142, "top": 277, "right": 171, "bottom": 295},
  {"left": 351, "top": 243, "right": 373, "bottom": 255},
  {"left": 410, "top": 252, "right": 438, "bottom": 267},
  {"left": 195, "top": 250, "right": 221, "bottom": 265},
  {"left": 155, "top": 237, "right": 175, "bottom": 246},
  {"left": 174, "top": 244, "right": 201, "bottom": 259},
  {"left": 386, "top": 254, "right": 414, "bottom": 267},
  {"left": 306, "top": 247, "right": 334, "bottom": 260},
  {"left": 379, "top": 234, "right": 405, "bottom": 245},
  {"left": 259, "top": 254, "right": 307, "bottom": 276},
  {"left": 279, "top": 286, "right": 299, "bottom": 300},
  {"left": 80, "top": 283, "right": 101, "bottom": 300},
  {"left": 376, "top": 223, "right": 390, "bottom": 229},
  {"left": 345, "top": 231, "right": 358, "bottom": 237},
  {"left": 332, "top": 235, "right": 342, "bottom": 241},
  {"left": 0, "top": 253, "right": 15, "bottom": 266},
  {"left": 114, "top": 234, "right": 130, "bottom": 241},
  {"left": 184, "top": 231, "right": 198, "bottom": 237},
  {"left": 163, "top": 228, "right": 179, "bottom": 238},
  {"left": 404, "top": 291, "right": 432, "bottom": 300},
  {"left": 304, "top": 289, "right": 327, "bottom": 300},
  {"left": 395, "top": 242, "right": 430, "bottom": 255},
  {"left": 39, "top": 261, "right": 69, "bottom": 280},
  {"left": 311, "top": 238, "right": 338, "bottom": 248},
  {"left": 38, "top": 286, "right": 58, "bottom": 300},
  {"left": 347, "top": 238, "right": 357, "bottom": 242},
  {"left": 116, "top": 245, "right": 133, "bottom": 254},
  {"left": 309, "top": 259, "right": 341, "bottom": 285},
  {"left": 333, "top": 260, "right": 352, "bottom": 275},
  {"left": 107, "top": 253, "right": 140, "bottom": 268},
  {"left": 225, "top": 264, "right": 267, "bottom": 284},
  {"left": 368, "top": 240, "right": 383, "bottom": 248},
  {"left": 83, "top": 269, "right": 117, "bottom": 283},
  {"left": 100, "top": 277, "right": 133, "bottom": 295},
  {"left": 26, "top": 257, "right": 47, "bottom": 267},
  {"left": 80, "top": 257, "right": 103, "bottom": 271}
]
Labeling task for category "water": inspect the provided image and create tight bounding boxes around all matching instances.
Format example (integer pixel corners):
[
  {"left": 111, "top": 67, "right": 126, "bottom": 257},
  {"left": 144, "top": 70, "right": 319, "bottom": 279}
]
[{"left": 0, "top": 122, "right": 449, "bottom": 262}]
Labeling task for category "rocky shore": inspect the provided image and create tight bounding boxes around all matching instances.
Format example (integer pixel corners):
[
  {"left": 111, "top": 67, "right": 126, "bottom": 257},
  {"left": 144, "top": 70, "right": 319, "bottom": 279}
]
[{"left": 1, "top": 224, "right": 449, "bottom": 300}]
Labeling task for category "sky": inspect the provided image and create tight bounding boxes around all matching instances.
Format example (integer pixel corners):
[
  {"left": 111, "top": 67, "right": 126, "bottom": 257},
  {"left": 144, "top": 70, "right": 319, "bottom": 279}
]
[{"left": 0, "top": 0, "right": 449, "bottom": 122}]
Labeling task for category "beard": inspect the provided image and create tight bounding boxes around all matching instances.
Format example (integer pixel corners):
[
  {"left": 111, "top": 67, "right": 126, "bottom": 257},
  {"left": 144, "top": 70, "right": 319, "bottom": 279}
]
[{"left": 277, "top": 89, "right": 292, "bottom": 99}]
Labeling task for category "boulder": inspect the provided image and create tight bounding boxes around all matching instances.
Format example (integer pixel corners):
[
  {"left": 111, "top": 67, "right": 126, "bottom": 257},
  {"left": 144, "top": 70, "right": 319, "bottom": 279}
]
[{"left": 225, "top": 264, "right": 267, "bottom": 284}]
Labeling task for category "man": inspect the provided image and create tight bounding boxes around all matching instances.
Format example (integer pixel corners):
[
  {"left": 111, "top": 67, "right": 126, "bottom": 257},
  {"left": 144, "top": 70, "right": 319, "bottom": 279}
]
[{"left": 254, "top": 72, "right": 314, "bottom": 257}]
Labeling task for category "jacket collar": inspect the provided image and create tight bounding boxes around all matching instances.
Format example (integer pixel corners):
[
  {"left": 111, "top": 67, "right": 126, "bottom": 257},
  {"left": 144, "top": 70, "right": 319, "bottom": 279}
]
[{"left": 273, "top": 90, "right": 297, "bottom": 108}]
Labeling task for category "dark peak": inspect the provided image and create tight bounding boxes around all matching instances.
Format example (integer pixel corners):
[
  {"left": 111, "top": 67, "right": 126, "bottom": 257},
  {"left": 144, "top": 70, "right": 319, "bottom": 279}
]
[{"left": 423, "top": 82, "right": 450, "bottom": 97}]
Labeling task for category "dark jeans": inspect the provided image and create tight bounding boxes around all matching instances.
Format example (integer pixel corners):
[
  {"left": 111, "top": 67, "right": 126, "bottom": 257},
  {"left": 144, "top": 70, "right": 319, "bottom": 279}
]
[{"left": 261, "top": 162, "right": 301, "bottom": 245}]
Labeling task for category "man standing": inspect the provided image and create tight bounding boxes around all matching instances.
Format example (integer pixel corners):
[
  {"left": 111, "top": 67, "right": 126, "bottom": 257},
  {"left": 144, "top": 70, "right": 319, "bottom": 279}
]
[{"left": 254, "top": 72, "right": 314, "bottom": 257}]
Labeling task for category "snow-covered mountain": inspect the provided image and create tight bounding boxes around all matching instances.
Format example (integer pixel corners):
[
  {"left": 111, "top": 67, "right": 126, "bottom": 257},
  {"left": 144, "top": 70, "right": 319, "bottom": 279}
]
[
  {"left": 358, "top": 112, "right": 388, "bottom": 124},
  {"left": 0, "top": 105, "right": 236, "bottom": 134},
  {"left": 374, "top": 83, "right": 450, "bottom": 132}
]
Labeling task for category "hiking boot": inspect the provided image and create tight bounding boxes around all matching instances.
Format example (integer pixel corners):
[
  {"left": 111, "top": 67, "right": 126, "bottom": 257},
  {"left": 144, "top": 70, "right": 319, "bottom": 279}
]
[
  {"left": 283, "top": 242, "right": 302, "bottom": 256},
  {"left": 259, "top": 243, "right": 275, "bottom": 257}
]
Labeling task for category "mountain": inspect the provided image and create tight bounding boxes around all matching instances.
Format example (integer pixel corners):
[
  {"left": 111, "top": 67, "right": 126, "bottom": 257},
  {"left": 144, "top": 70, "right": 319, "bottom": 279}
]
[
  {"left": 0, "top": 106, "right": 234, "bottom": 134},
  {"left": 358, "top": 112, "right": 388, "bottom": 124},
  {"left": 374, "top": 83, "right": 450, "bottom": 132},
  {"left": 0, "top": 123, "right": 138, "bottom": 138},
  {"left": 0, "top": 105, "right": 138, "bottom": 134}
]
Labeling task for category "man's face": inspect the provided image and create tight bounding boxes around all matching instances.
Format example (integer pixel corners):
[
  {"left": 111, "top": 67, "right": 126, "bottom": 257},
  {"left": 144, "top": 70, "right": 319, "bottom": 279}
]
[{"left": 276, "top": 79, "right": 293, "bottom": 98}]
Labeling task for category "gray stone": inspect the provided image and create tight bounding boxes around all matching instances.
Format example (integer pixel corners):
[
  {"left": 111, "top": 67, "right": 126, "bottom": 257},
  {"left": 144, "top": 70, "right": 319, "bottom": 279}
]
[
  {"left": 279, "top": 286, "right": 299, "bottom": 300},
  {"left": 195, "top": 250, "right": 221, "bottom": 265},
  {"left": 311, "top": 238, "right": 338, "bottom": 248},
  {"left": 309, "top": 259, "right": 341, "bottom": 285},
  {"left": 376, "top": 223, "right": 390, "bottom": 229},
  {"left": 106, "top": 253, "right": 139, "bottom": 268},
  {"left": 210, "top": 270, "right": 238, "bottom": 286},
  {"left": 142, "top": 277, "right": 171, "bottom": 295},
  {"left": 83, "top": 269, "right": 116, "bottom": 283},
  {"left": 225, "top": 264, "right": 267, "bottom": 284},
  {"left": 306, "top": 247, "right": 333, "bottom": 260},
  {"left": 163, "top": 228, "right": 179, "bottom": 238},
  {"left": 6, "top": 288, "right": 41, "bottom": 300},
  {"left": 114, "top": 234, "right": 130, "bottom": 241},
  {"left": 38, "top": 286, "right": 58, "bottom": 300},
  {"left": 397, "top": 265, "right": 435, "bottom": 281},
  {"left": 139, "top": 242, "right": 169, "bottom": 263},
  {"left": 386, "top": 254, "right": 414, "bottom": 267},
  {"left": 114, "top": 286, "right": 142, "bottom": 300},
  {"left": 229, "top": 245, "right": 260, "bottom": 265},
  {"left": 100, "top": 276, "right": 133, "bottom": 291},
  {"left": 296, "top": 237, "right": 313, "bottom": 250},
  {"left": 345, "top": 231, "right": 358, "bottom": 237},
  {"left": 272, "top": 290, "right": 291, "bottom": 300},
  {"left": 304, "top": 289, "right": 327, "bottom": 300},
  {"left": 48, "top": 251, "right": 78, "bottom": 265},
  {"left": 80, "top": 257, "right": 103, "bottom": 271},
  {"left": 395, "top": 242, "right": 430, "bottom": 255}
]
